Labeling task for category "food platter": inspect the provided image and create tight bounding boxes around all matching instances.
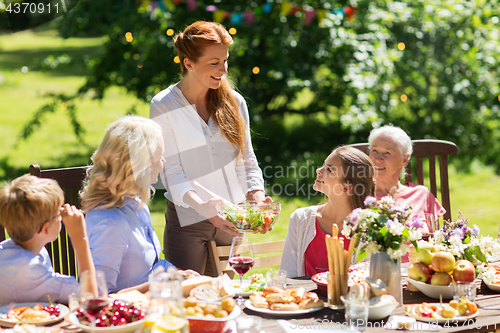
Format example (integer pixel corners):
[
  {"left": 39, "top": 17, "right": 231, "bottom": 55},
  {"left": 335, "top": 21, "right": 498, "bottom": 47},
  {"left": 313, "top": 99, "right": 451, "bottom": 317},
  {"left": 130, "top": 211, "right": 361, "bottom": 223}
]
[
  {"left": 0, "top": 303, "right": 69, "bottom": 328},
  {"left": 405, "top": 303, "right": 478, "bottom": 324},
  {"left": 230, "top": 280, "right": 253, "bottom": 297},
  {"left": 67, "top": 313, "right": 145, "bottom": 333},
  {"left": 244, "top": 300, "right": 324, "bottom": 316},
  {"left": 484, "top": 280, "right": 500, "bottom": 292}
]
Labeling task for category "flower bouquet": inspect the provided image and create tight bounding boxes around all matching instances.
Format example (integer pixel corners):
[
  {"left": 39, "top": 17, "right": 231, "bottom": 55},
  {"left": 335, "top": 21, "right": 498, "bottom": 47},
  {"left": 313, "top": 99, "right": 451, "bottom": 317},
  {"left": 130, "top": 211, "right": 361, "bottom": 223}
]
[
  {"left": 342, "top": 195, "right": 423, "bottom": 304},
  {"left": 423, "top": 211, "right": 500, "bottom": 267},
  {"left": 342, "top": 195, "right": 422, "bottom": 261}
]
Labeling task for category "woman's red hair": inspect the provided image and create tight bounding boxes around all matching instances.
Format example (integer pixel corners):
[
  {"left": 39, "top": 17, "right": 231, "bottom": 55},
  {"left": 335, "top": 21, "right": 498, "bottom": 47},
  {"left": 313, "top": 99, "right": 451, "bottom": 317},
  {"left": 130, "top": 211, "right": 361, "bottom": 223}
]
[{"left": 173, "top": 21, "right": 246, "bottom": 154}]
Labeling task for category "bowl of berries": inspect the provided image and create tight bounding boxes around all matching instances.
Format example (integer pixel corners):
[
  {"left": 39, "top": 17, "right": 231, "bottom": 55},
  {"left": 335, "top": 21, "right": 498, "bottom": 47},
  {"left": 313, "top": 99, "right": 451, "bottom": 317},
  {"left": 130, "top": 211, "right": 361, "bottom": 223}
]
[{"left": 68, "top": 299, "right": 146, "bottom": 333}]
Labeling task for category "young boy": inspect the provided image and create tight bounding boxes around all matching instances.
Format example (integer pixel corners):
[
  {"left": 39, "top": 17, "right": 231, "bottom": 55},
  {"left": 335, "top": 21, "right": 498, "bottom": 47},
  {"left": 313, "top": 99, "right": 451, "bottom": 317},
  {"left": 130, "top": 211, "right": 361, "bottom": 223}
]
[{"left": 0, "top": 174, "right": 96, "bottom": 306}]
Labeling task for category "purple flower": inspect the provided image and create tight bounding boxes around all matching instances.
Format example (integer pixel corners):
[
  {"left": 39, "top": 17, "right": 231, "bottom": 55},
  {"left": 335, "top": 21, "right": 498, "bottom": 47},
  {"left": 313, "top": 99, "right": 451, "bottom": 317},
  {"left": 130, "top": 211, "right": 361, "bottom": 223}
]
[
  {"left": 349, "top": 208, "right": 362, "bottom": 223},
  {"left": 390, "top": 205, "right": 405, "bottom": 214},
  {"left": 452, "top": 228, "right": 465, "bottom": 239},
  {"left": 364, "top": 196, "right": 377, "bottom": 207},
  {"left": 410, "top": 216, "right": 424, "bottom": 229}
]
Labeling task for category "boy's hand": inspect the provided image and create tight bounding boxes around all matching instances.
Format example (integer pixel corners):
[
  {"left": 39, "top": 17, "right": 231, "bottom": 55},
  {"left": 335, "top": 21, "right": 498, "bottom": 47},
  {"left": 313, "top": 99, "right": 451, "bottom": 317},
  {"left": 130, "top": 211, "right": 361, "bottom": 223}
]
[{"left": 61, "top": 204, "right": 87, "bottom": 240}]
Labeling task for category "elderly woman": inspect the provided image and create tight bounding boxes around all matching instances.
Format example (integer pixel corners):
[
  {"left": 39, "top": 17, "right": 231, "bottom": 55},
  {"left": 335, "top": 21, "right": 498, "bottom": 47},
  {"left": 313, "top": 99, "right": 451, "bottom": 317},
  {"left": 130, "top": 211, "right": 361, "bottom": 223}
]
[{"left": 368, "top": 125, "right": 445, "bottom": 233}]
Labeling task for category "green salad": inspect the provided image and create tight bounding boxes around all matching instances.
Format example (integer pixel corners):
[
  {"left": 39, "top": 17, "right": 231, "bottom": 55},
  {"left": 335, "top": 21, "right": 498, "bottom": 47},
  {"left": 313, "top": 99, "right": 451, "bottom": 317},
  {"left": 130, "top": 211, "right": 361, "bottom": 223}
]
[
  {"left": 222, "top": 205, "right": 278, "bottom": 232},
  {"left": 242, "top": 273, "right": 267, "bottom": 292}
]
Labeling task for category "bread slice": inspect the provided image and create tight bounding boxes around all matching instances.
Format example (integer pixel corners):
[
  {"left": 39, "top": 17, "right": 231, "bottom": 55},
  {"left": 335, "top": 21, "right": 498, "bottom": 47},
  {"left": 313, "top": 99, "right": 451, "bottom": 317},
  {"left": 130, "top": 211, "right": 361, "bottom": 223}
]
[{"left": 181, "top": 276, "right": 214, "bottom": 297}]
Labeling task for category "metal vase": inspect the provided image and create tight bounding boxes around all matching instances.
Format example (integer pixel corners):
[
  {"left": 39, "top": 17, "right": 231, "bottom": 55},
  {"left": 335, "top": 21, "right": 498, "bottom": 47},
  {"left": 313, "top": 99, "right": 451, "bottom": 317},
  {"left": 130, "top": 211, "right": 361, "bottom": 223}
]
[{"left": 370, "top": 252, "right": 403, "bottom": 305}]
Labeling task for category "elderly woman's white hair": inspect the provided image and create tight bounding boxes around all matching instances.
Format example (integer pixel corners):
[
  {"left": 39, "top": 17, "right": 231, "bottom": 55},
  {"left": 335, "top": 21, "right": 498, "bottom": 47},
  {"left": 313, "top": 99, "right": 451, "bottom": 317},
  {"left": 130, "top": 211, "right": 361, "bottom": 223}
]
[{"left": 368, "top": 125, "right": 413, "bottom": 157}]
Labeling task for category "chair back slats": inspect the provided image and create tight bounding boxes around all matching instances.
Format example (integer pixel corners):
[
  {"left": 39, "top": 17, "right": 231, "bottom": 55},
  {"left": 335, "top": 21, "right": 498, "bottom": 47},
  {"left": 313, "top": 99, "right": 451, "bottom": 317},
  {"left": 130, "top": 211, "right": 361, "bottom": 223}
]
[
  {"left": 349, "top": 139, "right": 458, "bottom": 223},
  {"left": 428, "top": 156, "right": 437, "bottom": 198},
  {"left": 25, "top": 164, "right": 88, "bottom": 277},
  {"left": 440, "top": 155, "right": 452, "bottom": 221}
]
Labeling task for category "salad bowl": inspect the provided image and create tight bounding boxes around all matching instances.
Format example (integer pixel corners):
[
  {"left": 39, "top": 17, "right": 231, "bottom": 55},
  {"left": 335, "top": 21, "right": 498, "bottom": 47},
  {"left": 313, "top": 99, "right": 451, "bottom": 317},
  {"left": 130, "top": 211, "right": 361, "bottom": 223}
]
[{"left": 218, "top": 202, "right": 281, "bottom": 233}]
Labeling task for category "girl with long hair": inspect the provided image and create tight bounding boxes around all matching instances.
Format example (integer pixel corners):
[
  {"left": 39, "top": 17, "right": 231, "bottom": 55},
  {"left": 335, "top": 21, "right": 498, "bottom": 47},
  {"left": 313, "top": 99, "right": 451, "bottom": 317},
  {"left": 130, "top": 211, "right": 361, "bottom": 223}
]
[
  {"left": 150, "top": 21, "right": 271, "bottom": 274},
  {"left": 280, "top": 146, "right": 376, "bottom": 277}
]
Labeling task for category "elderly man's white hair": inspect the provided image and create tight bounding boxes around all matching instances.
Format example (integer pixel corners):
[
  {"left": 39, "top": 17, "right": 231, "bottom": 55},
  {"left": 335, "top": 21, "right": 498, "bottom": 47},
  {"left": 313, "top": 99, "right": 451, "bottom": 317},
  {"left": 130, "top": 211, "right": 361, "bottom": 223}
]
[{"left": 368, "top": 125, "right": 413, "bottom": 157}]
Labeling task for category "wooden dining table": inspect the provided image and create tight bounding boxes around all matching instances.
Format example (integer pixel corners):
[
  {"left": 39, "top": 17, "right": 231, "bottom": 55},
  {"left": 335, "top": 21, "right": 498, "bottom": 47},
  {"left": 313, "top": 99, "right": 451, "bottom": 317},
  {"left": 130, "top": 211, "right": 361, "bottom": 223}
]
[
  {"left": 250, "top": 274, "right": 500, "bottom": 333},
  {"left": 3, "top": 273, "right": 500, "bottom": 333}
]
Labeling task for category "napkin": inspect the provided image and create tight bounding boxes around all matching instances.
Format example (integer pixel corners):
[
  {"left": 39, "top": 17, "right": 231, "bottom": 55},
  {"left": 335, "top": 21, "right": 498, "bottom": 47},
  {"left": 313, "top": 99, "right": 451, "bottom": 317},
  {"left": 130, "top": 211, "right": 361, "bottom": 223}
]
[{"left": 384, "top": 315, "right": 442, "bottom": 331}]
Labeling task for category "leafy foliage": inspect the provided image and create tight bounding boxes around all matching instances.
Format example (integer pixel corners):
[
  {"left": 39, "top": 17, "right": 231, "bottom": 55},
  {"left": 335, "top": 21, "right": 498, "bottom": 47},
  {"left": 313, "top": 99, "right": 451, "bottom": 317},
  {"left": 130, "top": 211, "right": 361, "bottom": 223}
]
[{"left": 12, "top": 0, "right": 500, "bottom": 193}]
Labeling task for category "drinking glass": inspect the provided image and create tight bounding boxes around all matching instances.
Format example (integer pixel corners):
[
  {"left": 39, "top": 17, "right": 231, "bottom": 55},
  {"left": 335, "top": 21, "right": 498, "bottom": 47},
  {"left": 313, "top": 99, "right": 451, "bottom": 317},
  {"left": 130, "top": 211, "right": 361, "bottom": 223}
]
[
  {"left": 229, "top": 234, "right": 254, "bottom": 305},
  {"left": 344, "top": 297, "right": 369, "bottom": 331},
  {"left": 453, "top": 281, "right": 477, "bottom": 302},
  {"left": 78, "top": 270, "right": 109, "bottom": 333},
  {"left": 266, "top": 269, "right": 287, "bottom": 290}
]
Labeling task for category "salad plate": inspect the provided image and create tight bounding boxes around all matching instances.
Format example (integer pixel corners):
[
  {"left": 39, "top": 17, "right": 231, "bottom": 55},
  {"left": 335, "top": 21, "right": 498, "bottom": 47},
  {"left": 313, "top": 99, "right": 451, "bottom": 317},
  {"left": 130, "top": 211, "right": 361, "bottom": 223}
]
[
  {"left": 218, "top": 202, "right": 281, "bottom": 233},
  {"left": 0, "top": 303, "right": 68, "bottom": 327},
  {"left": 405, "top": 303, "right": 478, "bottom": 324}
]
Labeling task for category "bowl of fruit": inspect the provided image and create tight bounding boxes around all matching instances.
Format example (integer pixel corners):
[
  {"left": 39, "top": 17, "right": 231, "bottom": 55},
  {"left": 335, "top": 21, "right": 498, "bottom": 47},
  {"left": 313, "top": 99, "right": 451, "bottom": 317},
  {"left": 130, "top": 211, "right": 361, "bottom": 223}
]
[
  {"left": 68, "top": 299, "right": 146, "bottom": 333},
  {"left": 218, "top": 202, "right": 281, "bottom": 233},
  {"left": 183, "top": 297, "right": 240, "bottom": 333},
  {"left": 407, "top": 251, "right": 477, "bottom": 300}
]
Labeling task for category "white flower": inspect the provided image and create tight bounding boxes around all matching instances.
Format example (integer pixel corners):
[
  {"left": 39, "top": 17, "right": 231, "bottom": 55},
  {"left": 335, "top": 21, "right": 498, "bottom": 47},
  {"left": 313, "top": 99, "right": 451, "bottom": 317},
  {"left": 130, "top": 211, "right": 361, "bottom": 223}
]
[
  {"left": 433, "top": 230, "right": 445, "bottom": 244},
  {"left": 449, "top": 235, "right": 467, "bottom": 256},
  {"left": 365, "top": 241, "right": 381, "bottom": 256},
  {"left": 476, "top": 263, "right": 488, "bottom": 275},
  {"left": 387, "top": 243, "right": 408, "bottom": 259},
  {"left": 379, "top": 195, "right": 396, "bottom": 207},
  {"left": 342, "top": 224, "right": 352, "bottom": 237},
  {"left": 409, "top": 229, "right": 422, "bottom": 241},
  {"left": 358, "top": 209, "right": 379, "bottom": 222},
  {"left": 386, "top": 219, "right": 404, "bottom": 236}
]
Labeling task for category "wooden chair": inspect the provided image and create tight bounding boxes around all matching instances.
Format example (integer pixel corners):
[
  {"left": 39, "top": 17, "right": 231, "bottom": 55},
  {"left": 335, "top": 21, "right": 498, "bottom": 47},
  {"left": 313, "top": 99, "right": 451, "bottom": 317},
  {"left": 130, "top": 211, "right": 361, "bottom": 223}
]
[
  {"left": 0, "top": 164, "right": 90, "bottom": 277},
  {"left": 348, "top": 139, "right": 458, "bottom": 222},
  {"left": 207, "top": 239, "right": 285, "bottom": 278}
]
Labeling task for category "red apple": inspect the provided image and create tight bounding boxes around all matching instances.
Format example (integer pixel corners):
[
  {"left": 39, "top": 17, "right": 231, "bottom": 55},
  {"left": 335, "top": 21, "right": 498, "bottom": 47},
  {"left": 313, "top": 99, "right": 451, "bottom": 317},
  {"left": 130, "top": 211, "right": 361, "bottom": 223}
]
[
  {"left": 452, "top": 259, "right": 475, "bottom": 282},
  {"left": 430, "top": 272, "right": 453, "bottom": 286},
  {"left": 431, "top": 252, "right": 456, "bottom": 273},
  {"left": 408, "top": 262, "right": 431, "bottom": 282}
]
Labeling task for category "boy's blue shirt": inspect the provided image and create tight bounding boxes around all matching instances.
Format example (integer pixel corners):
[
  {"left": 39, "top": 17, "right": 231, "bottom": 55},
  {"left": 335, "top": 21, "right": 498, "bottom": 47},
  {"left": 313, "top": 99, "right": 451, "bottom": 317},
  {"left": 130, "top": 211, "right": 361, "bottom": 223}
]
[{"left": 0, "top": 239, "right": 79, "bottom": 306}]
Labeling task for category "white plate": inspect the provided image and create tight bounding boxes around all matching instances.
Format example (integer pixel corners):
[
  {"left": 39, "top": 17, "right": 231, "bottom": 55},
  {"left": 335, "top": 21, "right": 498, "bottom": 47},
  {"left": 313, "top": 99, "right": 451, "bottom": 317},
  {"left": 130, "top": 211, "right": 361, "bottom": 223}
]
[
  {"left": 231, "top": 280, "right": 265, "bottom": 297},
  {"left": 68, "top": 313, "right": 145, "bottom": 333},
  {"left": 407, "top": 278, "right": 454, "bottom": 299},
  {"left": 484, "top": 280, "right": 500, "bottom": 292},
  {"left": 244, "top": 300, "right": 324, "bottom": 316},
  {"left": 0, "top": 303, "right": 69, "bottom": 328},
  {"left": 405, "top": 303, "right": 478, "bottom": 324}
]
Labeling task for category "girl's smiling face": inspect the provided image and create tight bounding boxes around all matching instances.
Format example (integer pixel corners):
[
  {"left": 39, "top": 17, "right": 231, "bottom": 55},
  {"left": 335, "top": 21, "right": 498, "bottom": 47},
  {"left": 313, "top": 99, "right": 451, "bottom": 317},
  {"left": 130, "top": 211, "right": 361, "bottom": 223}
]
[
  {"left": 314, "top": 153, "right": 347, "bottom": 197},
  {"left": 185, "top": 43, "right": 229, "bottom": 90}
]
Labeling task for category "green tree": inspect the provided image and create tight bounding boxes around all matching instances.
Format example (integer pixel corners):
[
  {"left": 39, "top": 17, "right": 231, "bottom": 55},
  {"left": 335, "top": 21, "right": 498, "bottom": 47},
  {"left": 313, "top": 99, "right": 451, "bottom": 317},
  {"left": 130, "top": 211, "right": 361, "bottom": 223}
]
[{"left": 18, "top": 0, "right": 500, "bottom": 191}]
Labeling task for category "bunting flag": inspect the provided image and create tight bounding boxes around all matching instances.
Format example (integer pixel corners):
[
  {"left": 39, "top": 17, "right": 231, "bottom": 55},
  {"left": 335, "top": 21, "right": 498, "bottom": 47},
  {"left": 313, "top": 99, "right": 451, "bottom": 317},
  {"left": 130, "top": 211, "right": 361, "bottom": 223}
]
[{"left": 145, "top": 0, "right": 357, "bottom": 26}]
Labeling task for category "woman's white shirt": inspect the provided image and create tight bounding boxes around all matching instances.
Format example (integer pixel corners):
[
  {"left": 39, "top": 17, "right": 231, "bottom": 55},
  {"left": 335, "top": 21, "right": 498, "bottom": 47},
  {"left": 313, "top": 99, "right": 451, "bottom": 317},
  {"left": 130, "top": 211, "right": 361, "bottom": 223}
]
[{"left": 150, "top": 85, "right": 264, "bottom": 213}]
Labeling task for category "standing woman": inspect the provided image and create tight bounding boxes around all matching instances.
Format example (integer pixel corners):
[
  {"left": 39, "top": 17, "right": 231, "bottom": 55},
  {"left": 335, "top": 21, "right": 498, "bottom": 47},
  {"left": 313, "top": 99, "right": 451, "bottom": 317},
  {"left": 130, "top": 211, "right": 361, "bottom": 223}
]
[{"left": 150, "top": 21, "right": 270, "bottom": 274}]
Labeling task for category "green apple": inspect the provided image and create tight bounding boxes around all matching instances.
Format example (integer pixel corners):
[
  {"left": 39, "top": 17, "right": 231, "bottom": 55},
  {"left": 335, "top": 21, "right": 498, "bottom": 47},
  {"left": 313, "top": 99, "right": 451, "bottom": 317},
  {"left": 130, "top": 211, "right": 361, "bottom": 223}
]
[{"left": 416, "top": 243, "right": 435, "bottom": 266}]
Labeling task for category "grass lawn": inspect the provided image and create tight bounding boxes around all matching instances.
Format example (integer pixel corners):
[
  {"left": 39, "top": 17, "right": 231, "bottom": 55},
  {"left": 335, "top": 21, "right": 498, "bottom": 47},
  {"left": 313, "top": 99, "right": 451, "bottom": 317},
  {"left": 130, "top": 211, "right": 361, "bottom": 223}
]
[{"left": 2, "top": 29, "right": 500, "bottom": 278}]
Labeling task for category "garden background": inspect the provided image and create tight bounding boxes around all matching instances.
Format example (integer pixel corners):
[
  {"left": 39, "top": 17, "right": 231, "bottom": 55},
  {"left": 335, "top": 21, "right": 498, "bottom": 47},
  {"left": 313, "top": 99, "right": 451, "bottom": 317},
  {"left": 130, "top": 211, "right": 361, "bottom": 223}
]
[{"left": 1, "top": 0, "right": 500, "bottom": 275}]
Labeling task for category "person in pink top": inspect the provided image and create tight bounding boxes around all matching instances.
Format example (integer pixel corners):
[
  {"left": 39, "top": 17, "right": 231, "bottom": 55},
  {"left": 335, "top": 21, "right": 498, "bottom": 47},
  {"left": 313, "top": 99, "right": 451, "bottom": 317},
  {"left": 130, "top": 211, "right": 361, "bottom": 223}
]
[
  {"left": 368, "top": 125, "right": 446, "bottom": 234},
  {"left": 280, "top": 146, "right": 375, "bottom": 277}
]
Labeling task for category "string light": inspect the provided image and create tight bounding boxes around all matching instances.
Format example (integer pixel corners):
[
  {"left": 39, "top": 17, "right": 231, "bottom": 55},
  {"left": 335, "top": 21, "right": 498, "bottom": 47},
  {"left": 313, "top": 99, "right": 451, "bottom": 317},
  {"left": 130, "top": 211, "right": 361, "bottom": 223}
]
[
  {"left": 252, "top": 67, "right": 260, "bottom": 74},
  {"left": 133, "top": 54, "right": 140, "bottom": 60},
  {"left": 400, "top": 94, "right": 408, "bottom": 102},
  {"left": 125, "top": 32, "right": 133, "bottom": 42},
  {"left": 137, "top": 64, "right": 143, "bottom": 68},
  {"left": 166, "top": 29, "right": 174, "bottom": 36},
  {"left": 174, "top": 56, "right": 180, "bottom": 63},
  {"left": 398, "top": 42, "right": 405, "bottom": 50},
  {"left": 228, "top": 28, "right": 237, "bottom": 35}
]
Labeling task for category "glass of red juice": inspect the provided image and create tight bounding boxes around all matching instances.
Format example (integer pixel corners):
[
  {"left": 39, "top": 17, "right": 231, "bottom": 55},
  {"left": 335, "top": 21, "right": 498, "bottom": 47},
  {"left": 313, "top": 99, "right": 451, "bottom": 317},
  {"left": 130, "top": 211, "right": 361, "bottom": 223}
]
[
  {"left": 77, "top": 270, "right": 109, "bottom": 333},
  {"left": 229, "top": 234, "right": 254, "bottom": 305}
]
